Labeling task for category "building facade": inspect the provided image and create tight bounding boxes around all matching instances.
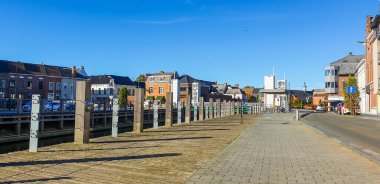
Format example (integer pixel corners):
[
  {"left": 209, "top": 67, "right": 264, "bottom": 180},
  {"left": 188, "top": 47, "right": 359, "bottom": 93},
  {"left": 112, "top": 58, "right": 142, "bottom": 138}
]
[
  {"left": 312, "top": 89, "right": 327, "bottom": 106},
  {"left": 90, "top": 75, "right": 137, "bottom": 103},
  {"left": 145, "top": 71, "right": 179, "bottom": 103},
  {"left": 0, "top": 60, "right": 86, "bottom": 101},
  {"left": 365, "top": 15, "right": 380, "bottom": 115},
  {"left": 178, "top": 75, "right": 214, "bottom": 103},
  {"left": 356, "top": 59, "right": 367, "bottom": 114},
  {"left": 324, "top": 53, "right": 364, "bottom": 110}
]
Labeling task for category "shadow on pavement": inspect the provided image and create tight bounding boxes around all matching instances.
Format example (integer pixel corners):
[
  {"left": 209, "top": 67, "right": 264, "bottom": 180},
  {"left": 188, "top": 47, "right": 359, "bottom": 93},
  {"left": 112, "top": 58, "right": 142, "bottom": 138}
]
[
  {"left": 39, "top": 145, "right": 161, "bottom": 153},
  {"left": 2, "top": 177, "right": 72, "bottom": 184},
  {"left": 92, "top": 136, "right": 213, "bottom": 144},
  {"left": 0, "top": 153, "right": 182, "bottom": 167}
]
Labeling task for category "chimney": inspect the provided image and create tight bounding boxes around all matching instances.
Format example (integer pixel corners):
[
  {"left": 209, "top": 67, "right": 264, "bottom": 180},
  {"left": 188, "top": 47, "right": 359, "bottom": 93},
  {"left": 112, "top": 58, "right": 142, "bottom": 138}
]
[
  {"left": 72, "top": 65, "right": 77, "bottom": 77},
  {"left": 234, "top": 84, "right": 239, "bottom": 88}
]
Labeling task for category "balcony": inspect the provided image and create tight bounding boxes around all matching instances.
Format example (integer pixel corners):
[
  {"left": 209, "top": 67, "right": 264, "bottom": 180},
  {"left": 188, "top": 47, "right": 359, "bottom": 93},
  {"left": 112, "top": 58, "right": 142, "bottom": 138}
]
[
  {"left": 325, "top": 88, "right": 338, "bottom": 94},
  {"left": 325, "top": 75, "right": 338, "bottom": 82}
]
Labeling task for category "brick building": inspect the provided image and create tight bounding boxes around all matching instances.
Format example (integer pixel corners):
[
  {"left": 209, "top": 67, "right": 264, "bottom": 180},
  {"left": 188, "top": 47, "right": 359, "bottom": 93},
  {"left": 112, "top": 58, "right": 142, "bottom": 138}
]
[
  {"left": 145, "top": 71, "right": 179, "bottom": 103},
  {"left": 178, "top": 74, "right": 215, "bottom": 103},
  {"left": 324, "top": 53, "right": 364, "bottom": 110},
  {"left": 365, "top": 15, "right": 380, "bottom": 114},
  {"left": 0, "top": 60, "right": 86, "bottom": 100}
]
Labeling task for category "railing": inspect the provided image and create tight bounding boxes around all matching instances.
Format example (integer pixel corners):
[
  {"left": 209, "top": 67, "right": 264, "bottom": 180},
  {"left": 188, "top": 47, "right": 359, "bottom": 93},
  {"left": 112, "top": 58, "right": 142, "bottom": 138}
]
[{"left": 0, "top": 98, "right": 264, "bottom": 144}]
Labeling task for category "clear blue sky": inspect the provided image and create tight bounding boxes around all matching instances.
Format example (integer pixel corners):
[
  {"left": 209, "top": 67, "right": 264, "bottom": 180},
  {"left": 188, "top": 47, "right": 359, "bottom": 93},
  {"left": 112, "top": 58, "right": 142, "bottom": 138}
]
[{"left": 0, "top": 0, "right": 377, "bottom": 90}]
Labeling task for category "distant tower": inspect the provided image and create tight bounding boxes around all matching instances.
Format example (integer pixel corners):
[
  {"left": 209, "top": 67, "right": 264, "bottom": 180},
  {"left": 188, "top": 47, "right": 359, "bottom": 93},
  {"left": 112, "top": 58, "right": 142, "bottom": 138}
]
[{"left": 303, "top": 82, "right": 307, "bottom": 92}]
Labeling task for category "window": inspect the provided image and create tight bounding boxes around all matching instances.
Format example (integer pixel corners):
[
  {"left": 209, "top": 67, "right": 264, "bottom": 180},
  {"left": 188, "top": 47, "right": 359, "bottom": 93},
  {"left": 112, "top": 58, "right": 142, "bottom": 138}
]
[
  {"left": 335, "top": 82, "right": 339, "bottom": 89},
  {"left": 55, "top": 93, "right": 60, "bottom": 100},
  {"left": 159, "top": 87, "right": 164, "bottom": 94},
  {"left": 10, "top": 80, "right": 15, "bottom": 87},
  {"left": 19, "top": 76, "right": 24, "bottom": 79},
  {"left": 56, "top": 82, "right": 61, "bottom": 91},
  {"left": 160, "top": 76, "right": 164, "bottom": 81},
  {"left": 325, "top": 70, "right": 330, "bottom": 76},
  {"left": 49, "top": 82, "right": 54, "bottom": 91},
  {"left": 325, "top": 82, "right": 331, "bottom": 88},
  {"left": 0, "top": 80, "right": 5, "bottom": 88},
  {"left": 10, "top": 93, "right": 15, "bottom": 99},
  {"left": 149, "top": 87, "right": 153, "bottom": 94},
  {"left": 110, "top": 88, "right": 114, "bottom": 95},
  {"left": 92, "top": 88, "right": 95, "bottom": 94},
  {"left": 180, "top": 87, "right": 187, "bottom": 92},
  {"left": 98, "top": 89, "right": 101, "bottom": 95},
  {"left": 104, "top": 88, "right": 107, "bottom": 95},
  {"left": 48, "top": 93, "right": 54, "bottom": 101},
  {"left": 63, "top": 83, "right": 68, "bottom": 90},
  {"left": 27, "top": 81, "right": 33, "bottom": 89},
  {"left": 39, "top": 81, "right": 43, "bottom": 90},
  {"left": 0, "top": 92, "right": 4, "bottom": 98}
]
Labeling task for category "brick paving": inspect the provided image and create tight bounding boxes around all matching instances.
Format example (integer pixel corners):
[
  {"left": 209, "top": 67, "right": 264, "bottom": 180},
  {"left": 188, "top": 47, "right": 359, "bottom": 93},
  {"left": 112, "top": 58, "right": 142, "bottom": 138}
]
[
  {"left": 0, "top": 115, "right": 257, "bottom": 184},
  {"left": 187, "top": 113, "right": 380, "bottom": 184}
]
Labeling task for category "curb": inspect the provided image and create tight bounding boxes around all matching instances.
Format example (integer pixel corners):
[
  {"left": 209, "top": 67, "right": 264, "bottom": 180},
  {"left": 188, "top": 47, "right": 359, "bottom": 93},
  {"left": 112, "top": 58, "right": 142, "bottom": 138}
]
[{"left": 301, "top": 118, "right": 380, "bottom": 166}]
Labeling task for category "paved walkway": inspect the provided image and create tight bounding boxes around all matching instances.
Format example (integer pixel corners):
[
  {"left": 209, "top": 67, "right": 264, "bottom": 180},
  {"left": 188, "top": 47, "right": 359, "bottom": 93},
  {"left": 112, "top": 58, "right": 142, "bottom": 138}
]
[
  {"left": 187, "top": 113, "right": 380, "bottom": 184},
  {"left": 0, "top": 115, "right": 257, "bottom": 184}
]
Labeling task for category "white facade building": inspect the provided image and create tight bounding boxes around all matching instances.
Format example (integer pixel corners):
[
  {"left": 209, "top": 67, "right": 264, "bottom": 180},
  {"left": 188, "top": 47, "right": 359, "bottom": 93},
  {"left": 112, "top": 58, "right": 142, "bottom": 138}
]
[
  {"left": 90, "top": 75, "right": 136, "bottom": 102},
  {"left": 356, "top": 59, "right": 367, "bottom": 114},
  {"left": 264, "top": 76, "right": 275, "bottom": 107}
]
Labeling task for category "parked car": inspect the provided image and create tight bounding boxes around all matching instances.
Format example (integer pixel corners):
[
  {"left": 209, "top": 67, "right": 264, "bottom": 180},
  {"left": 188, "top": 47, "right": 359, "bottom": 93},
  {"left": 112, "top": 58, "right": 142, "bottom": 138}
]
[
  {"left": 44, "top": 102, "right": 61, "bottom": 112},
  {"left": 64, "top": 102, "right": 75, "bottom": 111},
  {"left": 316, "top": 105, "right": 326, "bottom": 112},
  {"left": 23, "top": 101, "right": 60, "bottom": 112},
  {"left": 22, "top": 101, "right": 32, "bottom": 112},
  {"left": 336, "top": 102, "right": 360, "bottom": 115}
]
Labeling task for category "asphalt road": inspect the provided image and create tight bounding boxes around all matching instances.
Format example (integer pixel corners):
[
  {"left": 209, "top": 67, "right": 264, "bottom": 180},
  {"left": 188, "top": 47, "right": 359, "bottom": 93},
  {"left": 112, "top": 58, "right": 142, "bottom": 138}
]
[{"left": 304, "top": 112, "right": 380, "bottom": 154}]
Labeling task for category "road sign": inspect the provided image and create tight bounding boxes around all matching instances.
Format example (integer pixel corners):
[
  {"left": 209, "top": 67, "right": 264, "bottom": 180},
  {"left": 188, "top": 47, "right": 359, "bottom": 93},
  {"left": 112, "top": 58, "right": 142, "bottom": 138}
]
[{"left": 346, "top": 86, "right": 356, "bottom": 94}]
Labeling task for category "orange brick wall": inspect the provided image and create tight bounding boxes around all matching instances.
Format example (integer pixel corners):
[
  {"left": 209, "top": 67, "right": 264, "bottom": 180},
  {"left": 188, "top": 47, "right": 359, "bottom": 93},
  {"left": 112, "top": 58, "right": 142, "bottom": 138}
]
[
  {"left": 366, "top": 15, "right": 377, "bottom": 109},
  {"left": 338, "top": 76, "right": 348, "bottom": 96},
  {"left": 145, "top": 83, "right": 171, "bottom": 100}
]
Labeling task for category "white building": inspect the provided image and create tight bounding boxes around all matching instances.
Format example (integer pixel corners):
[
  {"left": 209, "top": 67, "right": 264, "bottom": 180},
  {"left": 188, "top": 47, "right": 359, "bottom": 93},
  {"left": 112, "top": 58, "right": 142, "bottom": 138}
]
[
  {"left": 264, "top": 75, "right": 275, "bottom": 107},
  {"left": 356, "top": 59, "right": 367, "bottom": 114},
  {"left": 90, "top": 75, "right": 136, "bottom": 102}
]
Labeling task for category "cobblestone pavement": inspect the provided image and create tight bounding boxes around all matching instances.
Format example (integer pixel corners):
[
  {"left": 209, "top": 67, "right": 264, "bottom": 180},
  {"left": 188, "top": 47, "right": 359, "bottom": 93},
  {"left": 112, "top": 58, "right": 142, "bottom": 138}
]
[
  {"left": 0, "top": 115, "right": 257, "bottom": 184},
  {"left": 187, "top": 113, "right": 380, "bottom": 184}
]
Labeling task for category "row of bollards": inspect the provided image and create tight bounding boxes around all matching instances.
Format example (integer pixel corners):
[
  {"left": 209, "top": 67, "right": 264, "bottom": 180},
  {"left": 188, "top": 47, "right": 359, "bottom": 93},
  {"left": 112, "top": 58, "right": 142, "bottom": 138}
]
[{"left": 28, "top": 81, "right": 263, "bottom": 152}]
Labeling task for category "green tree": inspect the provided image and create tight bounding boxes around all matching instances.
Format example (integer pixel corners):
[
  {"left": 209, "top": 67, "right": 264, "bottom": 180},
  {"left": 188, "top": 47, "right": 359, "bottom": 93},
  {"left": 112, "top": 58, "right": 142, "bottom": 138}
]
[
  {"left": 136, "top": 74, "right": 146, "bottom": 82},
  {"left": 118, "top": 87, "right": 129, "bottom": 107},
  {"left": 343, "top": 74, "right": 360, "bottom": 115}
]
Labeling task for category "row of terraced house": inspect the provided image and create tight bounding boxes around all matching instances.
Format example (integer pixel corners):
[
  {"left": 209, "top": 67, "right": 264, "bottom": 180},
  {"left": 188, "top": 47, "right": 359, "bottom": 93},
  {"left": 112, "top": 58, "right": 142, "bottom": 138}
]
[{"left": 0, "top": 60, "right": 248, "bottom": 105}]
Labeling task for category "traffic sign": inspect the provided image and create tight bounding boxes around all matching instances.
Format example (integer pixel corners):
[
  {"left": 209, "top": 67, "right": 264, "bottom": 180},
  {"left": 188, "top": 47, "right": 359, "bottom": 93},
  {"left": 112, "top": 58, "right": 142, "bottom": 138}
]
[{"left": 346, "top": 86, "right": 356, "bottom": 94}]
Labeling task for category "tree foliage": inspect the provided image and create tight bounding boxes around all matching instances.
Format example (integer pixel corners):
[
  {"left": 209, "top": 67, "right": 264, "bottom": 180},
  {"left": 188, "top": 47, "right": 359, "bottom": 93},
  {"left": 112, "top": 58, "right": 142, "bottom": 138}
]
[
  {"left": 290, "top": 96, "right": 302, "bottom": 108},
  {"left": 343, "top": 74, "right": 360, "bottom": 115},
  {"left": 118, "top": 87, "right": 129, "bottom": 107},
  {"left": 136, "top": 74, "right": 146, "bottom": 82}
]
